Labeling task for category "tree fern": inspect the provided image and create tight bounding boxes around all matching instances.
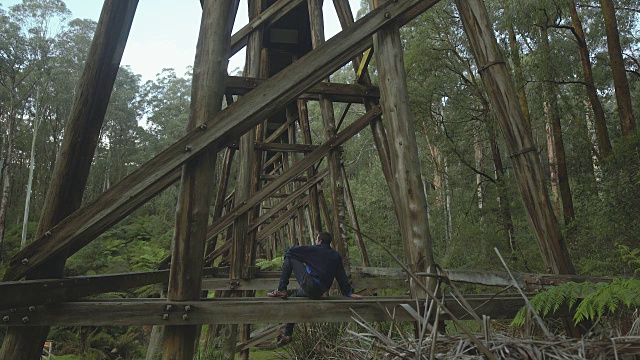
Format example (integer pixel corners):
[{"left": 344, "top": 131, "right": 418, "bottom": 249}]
[{"left": 512, "top": 279, "right": 640, "bottom": 326}]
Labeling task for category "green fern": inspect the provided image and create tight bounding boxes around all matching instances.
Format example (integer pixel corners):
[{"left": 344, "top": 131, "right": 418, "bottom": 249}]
[{"left": 512, "top": 279, "right": 640, "bottom": 326}]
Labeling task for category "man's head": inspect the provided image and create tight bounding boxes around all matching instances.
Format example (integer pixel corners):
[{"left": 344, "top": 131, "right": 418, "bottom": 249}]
[{"left": 316, "top": 231, "right": 332, "bottom": 245}]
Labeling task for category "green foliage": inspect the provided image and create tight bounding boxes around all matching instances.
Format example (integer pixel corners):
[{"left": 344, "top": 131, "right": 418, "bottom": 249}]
[
  {"left": 512, "top": 279, "right": 640, "bottom": 326},
  {"left": 256, "top": 256, "right": 283, "bottom": 271}
]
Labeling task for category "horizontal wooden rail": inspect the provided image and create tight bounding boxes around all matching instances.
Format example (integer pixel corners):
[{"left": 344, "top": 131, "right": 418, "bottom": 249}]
[
  {"left": 0, "top": 294, "right": 535, "bottom": 327},
  {"left": 225, "top": 76, "right": 379, "bottom": 103}
]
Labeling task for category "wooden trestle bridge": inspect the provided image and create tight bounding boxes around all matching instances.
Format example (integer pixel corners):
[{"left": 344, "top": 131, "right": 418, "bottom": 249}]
[{"left": 1, "top": 0, "right": 582, "bottom": 359}]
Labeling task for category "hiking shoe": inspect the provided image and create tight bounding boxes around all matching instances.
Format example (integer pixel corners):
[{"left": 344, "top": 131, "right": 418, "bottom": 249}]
[
  {"left": 267, "top": 289, "right": 288, "bottom": 298},
  {"left": 276, "top": 335, "right": 292, "bottom": 347}
]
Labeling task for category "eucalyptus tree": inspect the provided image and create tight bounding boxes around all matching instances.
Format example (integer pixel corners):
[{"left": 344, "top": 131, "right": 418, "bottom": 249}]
[
  {"left": 0, "top": 0, "right": 70, "bottom": 256},
  {"left": 600, "top": 0, "right": 636, "bottom": 136},
  {"left": 401, "top": 1, "right": 527, "bottom": 268}
]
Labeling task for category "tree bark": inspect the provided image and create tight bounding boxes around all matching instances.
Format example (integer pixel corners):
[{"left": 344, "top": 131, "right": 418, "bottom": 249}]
[
  {"left": 541, "top": 26, "right": 575, "bottom": 226},
  {"left": 455, "top": 0, "right": 575, "bottom": 275},
  {"left": 0, "top": 104, "right": 15, "bottom": 264},
  {"left": 507, "top": 22, "right": 531, "bottom": 130},
  {"left": 569, "top": 0, "right": 612, "bottom": 157},
  {"left": 600, "top": 0, "right": 636, "bottom": 135}
]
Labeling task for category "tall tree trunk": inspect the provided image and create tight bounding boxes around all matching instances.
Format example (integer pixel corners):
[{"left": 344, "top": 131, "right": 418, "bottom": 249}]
[
  {"left": 507, "top": 22, "right": 531, "bottom": 129},
  {"left": 21, "top": 93, "right": 40, "bottom": 249},
  {"left": 474, "top": 130, "right": 484, "bottom": 212},
  {"left": 600, "top": 0, "right": 636, "bottom": 135},
  {"left": 487, "top": 119, "right": 516, "bottom": 258},
  {"left": 0, "top": 105, "right": 15, "bottom": 263},
  {"left": 569, "top": 0, "right": 612, "bottom": 157},
  {"left": 455, "top": 0, "right": 575, "bottom": 275},
  {"left": 544, "top": 101, "right": 562, "bottom": 221},
  {"left": 584, "top": 99, "right": 604, "bottom": 197},
  {"left": 541, "top": 26, "right": 575, "bottom": 226}
]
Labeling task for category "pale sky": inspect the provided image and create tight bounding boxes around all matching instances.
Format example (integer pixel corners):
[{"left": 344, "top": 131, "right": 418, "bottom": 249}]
[{"left": 2, "top": 0, "right": 362, "bottom": 81}]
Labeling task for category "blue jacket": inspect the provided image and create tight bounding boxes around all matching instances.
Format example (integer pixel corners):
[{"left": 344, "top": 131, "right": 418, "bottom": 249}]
[{"left": 284, "top": 244, "right": 353, "bottom": 296}]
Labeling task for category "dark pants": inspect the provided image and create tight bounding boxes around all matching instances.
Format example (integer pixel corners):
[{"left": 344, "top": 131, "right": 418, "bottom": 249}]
[{"left": 278, "top": 257, "right": 324, "bottom": 336}]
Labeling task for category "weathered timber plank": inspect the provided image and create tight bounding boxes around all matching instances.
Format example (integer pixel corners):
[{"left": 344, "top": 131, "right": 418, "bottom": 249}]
[
  {"left": 373, "top": 3, "right": 434, "bottom": 296},
  {"left": 0, "top": 295, "right": 536, "bottom": 327},
  {"left": 194, "top": 276, "right": 407, "bottom": 291},
  {"left": 6, "top": 0, "right": 424, "bottom": 281},
  {"left": 225, "top": 76, "right": 379, "bottom": 102},
  {"left": 354, "top": 267, "right": 405, "bottom": 277},
  {"left": 0, "top": 271, "right": 167, "bottom": 310}
]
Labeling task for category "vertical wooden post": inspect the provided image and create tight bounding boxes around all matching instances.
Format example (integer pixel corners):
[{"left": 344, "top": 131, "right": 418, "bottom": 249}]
[
  {"left": 298, "top": 99, "right": 323, "bottom": 234},
  {"left": 286, "top": 106, "right": 308, "bottom": 244},
  {"left": 224, "top": 1, "right": 263, "bottom": 358},
  {"left": 308, "top": 0, "right": 351, "bottom": 272},
  {"left": 332, "top": 0, "right": 400, "bottom": 209},
  {"left": 0, "top": 2, "right": 138, "bottom": 359},
  {"left": 454, "top": 0, "right": 574, "bottom": 274},
  {"left": 340, "top": 165, "right": 370, "bottom": 266},
  {"left": 371, "top": 0, "right": 435, "bottom": 294},
  {"left": 162, "top": 1, "right": 239, "bottom": 359}
]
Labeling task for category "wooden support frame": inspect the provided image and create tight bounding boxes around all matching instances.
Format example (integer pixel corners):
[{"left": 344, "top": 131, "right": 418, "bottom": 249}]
[
  {"left": 5, "top": 0, "right": 425, "bottom": 282},
  {"left": 202, "top": 106, "right": 381, "bottom": 257}
]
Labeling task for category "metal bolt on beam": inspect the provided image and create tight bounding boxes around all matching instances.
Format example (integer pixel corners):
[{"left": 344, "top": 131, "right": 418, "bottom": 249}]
[
  {"left": 21, "top": 258, "right": 29, "bottom": 265},
  {"left": 22, "top": 316, "right": 29, "bottom": 323},
  {"left": 184, "top": 305, "right": 191, "bottom": 312},
  {"left": 165, "top": 305, "right": 172, "bottom": 311},
  {"left": 28, "top": 306, "right": 36, "bottom": 312},
  {"left": 163, "top": 314, "right": 169, "bottom": 320},
  {"left": 2, "top": 316, "right": 9, "bottom": 322},
  {"left": 182, "top": 314, "right": 189, "bottom": 321}
]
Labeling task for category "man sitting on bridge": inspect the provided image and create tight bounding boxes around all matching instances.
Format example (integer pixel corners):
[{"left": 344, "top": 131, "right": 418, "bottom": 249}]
[{"left": 267, "top": 231, "right": 362, "bottom": 346}]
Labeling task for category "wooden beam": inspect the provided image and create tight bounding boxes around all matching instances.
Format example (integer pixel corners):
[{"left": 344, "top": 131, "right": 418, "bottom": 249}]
[
  {"left": 250, "top": 170, "right": 328, "bottom": 232},
  {"left": 0, "top": 271, "right": 167, "bottom": 310},
  {"left": 5, "top": 0, "right": 428, "bottom": 282},
  {"left": 197, "top": 276, "right": 407, "bottom": 291},
  {"left": 229, "top": 142, "right": 319, "bottom": 153},
  {"left": 356, "top": 48, "right": 374, "bottom": 82},
  {"left": 162, "top": 1, "right": 239, "bottom": 357},
  {"left": 225, "top": 76, "right": 379, "bottom": 102},
  {"left": 0, "top": 295, "right": 535, "bottom": 327},
  {"left": 230, "top": 0, "right": 305, "bottom": 56},
  {"left": 255, "top": 198, "right": 309, "bottom": 242},
  {"left": 372, "top": 2, "right": 434, "bottom": 296}
]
